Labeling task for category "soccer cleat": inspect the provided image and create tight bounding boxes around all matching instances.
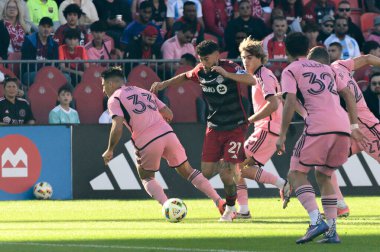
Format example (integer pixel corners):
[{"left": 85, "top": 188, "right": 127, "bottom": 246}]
[
  {"left": 280, "top": 179, "right": 292, "bottom": 209},
  {"left": 296, "top": 221, "right": 329, "bottom": 244},
  {"left": 236, "top": 211, "right": 252, "bottom": 219},
  {"left": 337, "top": 206, "right": 350, "bottom": 218},
  {"left": 219, "top": 207, "right": 237, "bottom": 222},
  {"left": 317, "top": 232, "right": 341, "bottom": 244},
  {"left": 216, "top": 199, "right": 226, "bottom": 215}
]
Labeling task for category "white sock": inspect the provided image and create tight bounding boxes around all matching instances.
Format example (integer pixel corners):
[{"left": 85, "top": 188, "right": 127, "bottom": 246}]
[
  {"left": 275, "top": 178, "right": 286, "bottom": 189},
  {"left": 326, "top": 219, "right": 336, "bottom": 236},
  {"left": 337, "top": 200, "right": 347, "bottom": 209},
  {"left": 226, "top": 205, "right": 236, "bottom": 213},
  {"left": 238, "top": 205, "right": 249, "bottom": 213},
  {"left": 309, "top": 209, "right": 321, "bottom": 225}
]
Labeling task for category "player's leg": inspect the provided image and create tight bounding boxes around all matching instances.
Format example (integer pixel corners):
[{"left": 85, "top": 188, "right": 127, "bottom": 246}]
[
  {"left": 201, "top": 161, "right": 220, "bottom": 179},
  {"left": 138, "top": 166, "right": 168, "bottom": 205},
  {"left": 330, "top": 171, "right": 349, "bottom": 217},
  {"left": 218, "top": 161, "right": 238, "bottom": 222},
  {"left": 236, "top": 167, "right": 250, "bottom": 219},
  {"left": 360, "top": 123, "right": 380, "bottom": 163}
]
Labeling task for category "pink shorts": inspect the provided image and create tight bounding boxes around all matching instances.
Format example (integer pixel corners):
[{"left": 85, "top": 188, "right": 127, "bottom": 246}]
[
  {"left": 244, "top": 128, "right": 278, "bottom": 166},
  {"left": 290, "top": 133, "right": 350, "bottom": 176},
  {"left": 135, "top": 132, "right": 187, "bottom": 171},
  {"left": 351, "top": 122, "right": 380, "bottom": 162}
]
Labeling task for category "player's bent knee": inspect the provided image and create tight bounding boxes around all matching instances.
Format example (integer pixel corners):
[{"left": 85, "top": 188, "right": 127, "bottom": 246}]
[
  {"left": 137, "top": 166, "right": 155, "bottom": 180},
  {"left": 315, "top": 170, "right": 331, "bottom": 184},
  {"left": 175, "top": 161, "right": 193, "bottom": 179}
]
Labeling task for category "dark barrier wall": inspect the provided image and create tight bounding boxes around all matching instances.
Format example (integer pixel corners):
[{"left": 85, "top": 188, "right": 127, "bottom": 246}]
[
  {"left": 0, "top": 126, "right": 72, "bottom": 200},
  {"left": 72, "top": 124, "right": 380, "bottom": 199}
]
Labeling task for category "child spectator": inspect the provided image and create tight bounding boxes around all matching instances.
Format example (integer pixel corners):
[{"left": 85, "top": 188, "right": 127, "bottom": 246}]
[{"left": 49, "top": 84, "right": 80, "bottom": 124}]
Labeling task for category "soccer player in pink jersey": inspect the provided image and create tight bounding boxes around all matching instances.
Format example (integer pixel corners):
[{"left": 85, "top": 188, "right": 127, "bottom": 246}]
[
  {"left": 307, "top": 46, "right": 380, "bottom": 218},
  {"left": 236, "top": 37, "right": 291, "bottom": 217},
  {"left": 101, "top": 67, "right": 224, "bottom": 214},
  {"left": 276, "top": 32, "right": 366, "bottom": 244}
]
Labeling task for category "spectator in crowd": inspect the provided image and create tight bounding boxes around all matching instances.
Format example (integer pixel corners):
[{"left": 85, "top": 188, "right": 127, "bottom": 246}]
[
  {"left": 85, "top": 20, "right": 121, "bottom": 62},
  {"left": 335, "top": 0, "right": 364, "bottom": 50},
  {"left": 227, "top": 29, "right": 248, "bottom": 59},
  {"left": 262, "top": 16, "right": 287, "bottom": 61},
  {"left": 224, "top": 0, "right": 268, "bottom": 54},
  {"left": 167, "top": 1, "right": 204, "bottom": 45},
  {"left": 364, "top": 72, "right": 380, "bottom": 120},
  {"left": 132, "top": 0, "right": 167, "bottom": 31},
  {"left": 58, "top": 28, "right": 88, "bottom": 85},
  {"left": 202, "top": 0, "right": 230, "bottom": 41},
  {"left": 49, "top": 84, "right": 80, "bottom": 124},
  {"left": 93, "top": 0, "right": 131, "bottom": 49},
  {"left": 317, "top": 15, "right": 334, "bottom": 44},
  {"left": 21, "top": 17, "right": 59, "bottom": 86},
  {"left": 0, "top": 0, "right": 29, "bottom": 60},
  {"left": 54, "top": 4, "right": 87, "bottom": 46},
  {"left": 27, "top": 0, "right": 59, "bottom": 29},
  {"left": 233, "top": 0, "right": 263, "bottom": 19},
  {"left": 304, "top": 0, "right": 335, "bottom": 24},
  {"left": 58, "top": 0, "right": 99, "bottom": 27},
  {"left": 304, "top": 22, "right": 322, "bottom": 50},
  {"left": 179, "top": 52, "right": 197, "bottom": 67},
  {"left": 324, "top": 16, "right": 360, "bottom": 59},
  {"left": 120, "top": 1, "right": 162, "bottom": 48},
  {"left": 367, "top": 16, "right": 380, "bottom": 45},
  {"left": 327, "top": 41, "right": 342, "bottom": 63},
  {"left": 0, "top": 0, "right": 32, "bottom": 32},
  {"left": 161, "top": 23, "right": 195, "bottom": 60},
  {"left": 0, "top": 76, "right": 35, "bottom": 125},
  {"left": 274, "top": 0, "right": 303, "bottom": 28},
  {"left": 354, "top": 41, "right": 380, "bottom": 82},
  {"left": 0, "top": 70, "right": 4, "bottom": 82},
  {"left": 366, "top": 0, "right": 380, "bottom": 14},
  {"left": 166, "top": 0, "right": 204, "bottom": 30}
]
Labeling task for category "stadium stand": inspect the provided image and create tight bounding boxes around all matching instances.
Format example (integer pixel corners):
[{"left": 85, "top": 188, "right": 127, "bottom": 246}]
[
  {"left": 7, "top": 52, "right": 22, "bottom": 78},
  {"left": 34, "top": 66, "right": 68, "bottom": 91},
  {"left": 81, "top": 65, "right": 106, "bottom": 90},
  {"left": 73, "top": 82, "right": 104, "bottom": 124},
  {"left": 361, "top": 13, "right": 380, "bottom": 36},
  {"left": 127, "top": 64, "right": 161, "bottom": 90},
  {"left": 174, "top": 65, "right": 193, "bottom": 76},
  {"left": 27, "top": 82, "right": 58, "bottom": 124}
]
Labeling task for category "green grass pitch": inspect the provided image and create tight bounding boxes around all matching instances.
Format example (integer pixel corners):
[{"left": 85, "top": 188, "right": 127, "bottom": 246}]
[{"left": 0, "top": 197, "right": 379, "bottom": 252}]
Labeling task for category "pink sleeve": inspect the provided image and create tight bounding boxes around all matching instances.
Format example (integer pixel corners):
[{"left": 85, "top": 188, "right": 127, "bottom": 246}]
[
  {"left": 335, "top": 59, "right": 354, "bottom": 72},
  {"left": 108, "top": 96, "right": 124, "bottom": 118},
  {"left": 281, "top": 68, "right": 298, "bottom": 95},
  {"left": 333, "top": 69, "right": 348, "bottom": 92},
  {"left": 261, "top": 73, "right": 277, "bottom": 99},
  {"left": 161, "top": 42, "right": 174, "bottom": 59},
  {"left": 153, "top": 93, "right": 166, "bottom": 110}
]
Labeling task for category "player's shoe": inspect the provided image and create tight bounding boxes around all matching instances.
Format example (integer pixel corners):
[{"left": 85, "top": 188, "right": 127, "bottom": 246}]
[
  {"left": 236, "top": 211, "right": 252, "bottom": 219},
  {"left": 280, "top": 179, "right": 292, "bottom": 209},
  {"left": 337, "top": 206, "right": 350, "bottom": 218},
  {"left": 219, "top": 207, "right": 237, "bottom": 222},
  {"left": 296, "top": 221, "right": 329, "bottom": 244},
  {"left": 216, "top": 199, "right": 226, "bottom": 215},
  {"left": 317, "top": 231, "right": 341, "bottom": 244}
]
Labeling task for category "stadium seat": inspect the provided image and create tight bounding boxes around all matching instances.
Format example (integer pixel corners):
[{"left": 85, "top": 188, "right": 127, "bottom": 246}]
[
  {"left": 127, "top": 64, "right": 161, "bottom": 91},
  {"left": 174, "top": 65, "right": 193, "bottom": 76},
  {"left": 350, "top": 8, "right": 363, "bottom": 29},
  {"left": 34, "top": 66, "right": 68, "bottom": 91},
  {"left": 361, "top": 13, "right": 379, "bottom": 36},
  {"left": 73, "top": 83, "right": 104, "bottom": 124},
  {"left": 7, "top": 52, "right": 21, "bottom": 77},
  {"left": 165, "top": 80, "right": 204, "bottom": 123},
  {"left": 204, "top": 33, "right": 219, "bottom": 43},
  {"left": 82, "top": 65, "right": 106, "bottom": 90},
  {"left": 27, "top": 82, "right": 58, "bottom": 124},
  {"left": 0, "top": 66, "right": 17, "bottom": 78}
]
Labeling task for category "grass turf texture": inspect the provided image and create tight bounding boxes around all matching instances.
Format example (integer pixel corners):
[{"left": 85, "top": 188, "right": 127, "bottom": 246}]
[{"left": 0, "top": 197, "right": 379, "bottom": 252}]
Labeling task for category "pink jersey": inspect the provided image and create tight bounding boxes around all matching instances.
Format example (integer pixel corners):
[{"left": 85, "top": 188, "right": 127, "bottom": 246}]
[
  {"left": 108, "top": 86, "right": 172, "bottom": 149},
  {"left": 252, "top": 65, "right": 283, "bottom": 135},
  {"left": 332, "top": 59, "right": 380, "bottom": 128},
  {"left": 281, "top": 58, "right": 350, "bottom": 135}
]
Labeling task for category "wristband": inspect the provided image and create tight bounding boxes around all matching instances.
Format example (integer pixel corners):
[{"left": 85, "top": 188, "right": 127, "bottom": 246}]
[{"left": 350, "top": 124, "right": 359, "bottom": 130}]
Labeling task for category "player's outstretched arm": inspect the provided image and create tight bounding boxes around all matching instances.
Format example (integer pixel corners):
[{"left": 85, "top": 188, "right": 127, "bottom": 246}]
[
  {"left": 276, "top": 93, "right": 296, "bottom": 155},
  {"left": 159, "top": 106, "right": 174, "bottom": 123},
  {"left": 353, "top": 54, "right": 380, "bottom": 70},
  {"left": 150, "top": 73, "right": 188, "bottom": 93},
  {"left": 102, "top": 116, "right": 124, "bottom": 165},
  {"left": 248, "top": 95, "right": 279, "bottom": 124},
  {"left": 211, "top": 66, "right": 256, "bottom": 85}
]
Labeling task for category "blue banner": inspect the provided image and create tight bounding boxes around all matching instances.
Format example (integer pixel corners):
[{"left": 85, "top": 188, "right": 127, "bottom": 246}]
[{"left": 0, "top": 126, "right": 72, "bottom": 200}]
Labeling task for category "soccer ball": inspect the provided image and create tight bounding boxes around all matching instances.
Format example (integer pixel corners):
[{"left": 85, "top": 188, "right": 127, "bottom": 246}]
[
  {"left": 162, "top": 198, "right": 187, "bottom": 223},
  {"left": 33, "top": 182, "right": 53, "bottom": 199}
]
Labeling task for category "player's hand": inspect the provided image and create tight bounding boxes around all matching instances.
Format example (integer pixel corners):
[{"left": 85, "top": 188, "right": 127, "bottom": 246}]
[
  {"left": 211, "top": 66, "right": 228, "bottom": 77},
  {"left": 102, "top": 149, "right": 113, "bottom": 165},
  {"left": 276, "top": 135, "right": 286, "bottom": 155},
  {"left": 17, "top": 89, "right": 24, "bottom": 97},
  {"left": 150, "top": 82, "right": 166, "bottom": 94},
  {"left": 351, "top": 128, "right": 368, "bottom": 149}
]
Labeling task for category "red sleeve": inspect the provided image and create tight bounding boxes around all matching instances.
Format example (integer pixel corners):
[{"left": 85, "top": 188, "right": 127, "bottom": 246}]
[
  {"left": 202, "top": 0, "right": 223, "bottom": 37},
  {"left": 81, "top": 46, "right": 88, "bottom": 60},
  {"left": 58, "top": 45, "right": 65, "bottom": 60},
  {"left": 221, "top": 60, "right": 243, "bottom": 73},
  {"left": 303, "top": 2, "right": 315, "bottom": 23},
  {"left": 185, "top": 63, "right": 202, "bottom": 82}
]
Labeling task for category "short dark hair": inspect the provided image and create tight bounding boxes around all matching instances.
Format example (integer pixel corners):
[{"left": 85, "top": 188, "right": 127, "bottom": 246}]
[
  {"left": 335, "top": 16, "right": 348, "bottom": 24},
  {"left": 63, "top": 3, "right": 83, "bottom": 19},
  {"left": 184, "top": 0, "right": 196, "bottom": 8},
  {"left": 101, "top": 67, "right": 125, "bottom": 80},
  {"left": 370, "top": 72, "right": 380, "bottom": 82},
  {"left": 238, "top": 0, "right": 250, "bottom": 7},
  {"left": 329, "top": 42, "right": 343, "bottom": 51},
  {"left": 307, "top": 46, "right": 330, "bottom": 65},
  {"left": 58, "top": 84, "right": 73, "bottom": 95},
  {"left": 363, "top": 41, "right": 380, "bottom": 55},
  {"left": 196, "top": 40, "right": 219, "bottom": 57},
  {"left": 90, "top": 20, "right": 107, "bottom": 32},
  {"left": 2, "top": 75, "right": 18, "bottom": 87},
  {"left": 139, "top": 1, "right": 152, "bottom": 10},
  {"left": 179, "top": 22, "right": 196, "bottom": 34},
  {"left": 39, "top": 17, "right": 53, "bottom": 27},
  {"left": 181, "top": 53, "right": 197, "bottom": 66},
  {"left": 285, "top": 32, "right": 309, "bottom": 58},
  {"left": 303, "top": 22, "right": 319, "bottom": 33},
  {"left": 64, "top": 28, "right": 81, "bottom": 40},
  {"left": 338, "top": 0, "right": 350, "bottom": 6}
]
